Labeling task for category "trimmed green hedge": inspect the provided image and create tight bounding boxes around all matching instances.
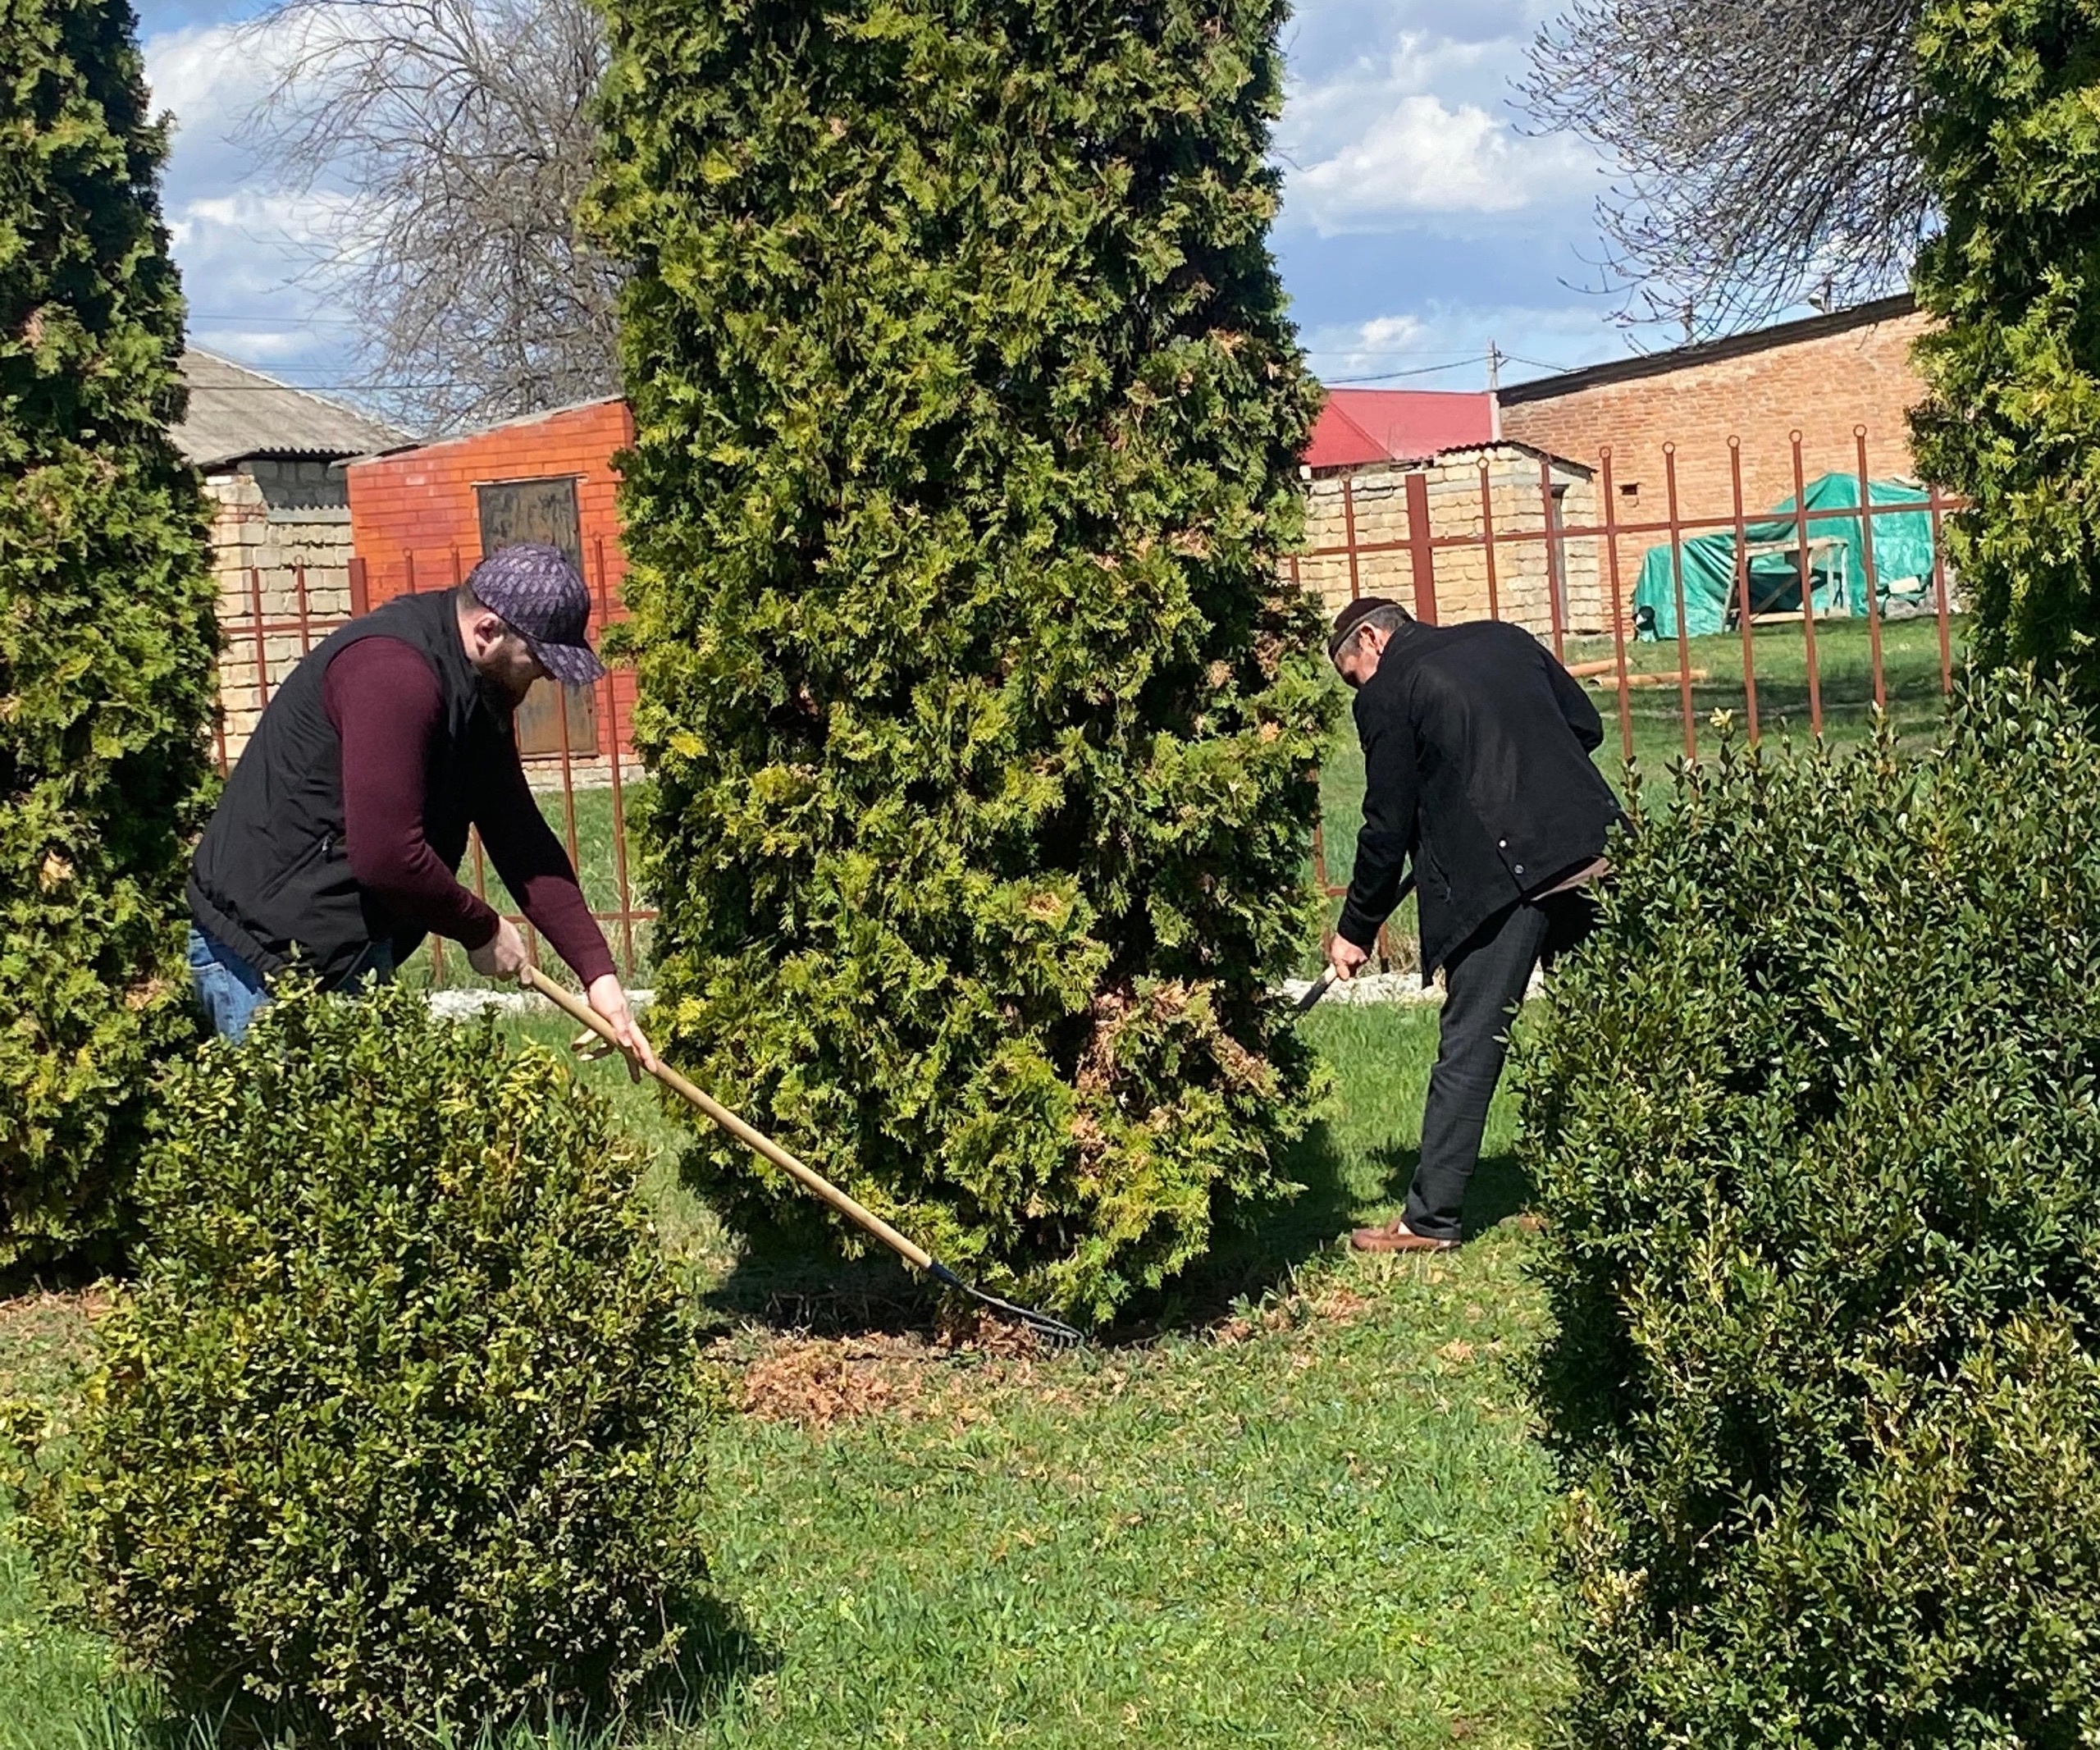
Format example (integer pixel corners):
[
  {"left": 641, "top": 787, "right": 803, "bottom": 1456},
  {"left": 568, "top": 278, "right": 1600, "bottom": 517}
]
[
  {"left": 589, "top": 0, "right": 1332, "bottom": 1321},
  {"left": 1521, "top": 675, "right": 2100, "bottom": 1745},
  {"left": 0, "top": 0, "right": 218, "bottom": 1270},
  {"left": 14, "top": 986, "right": 713, "bottom": 1739}
]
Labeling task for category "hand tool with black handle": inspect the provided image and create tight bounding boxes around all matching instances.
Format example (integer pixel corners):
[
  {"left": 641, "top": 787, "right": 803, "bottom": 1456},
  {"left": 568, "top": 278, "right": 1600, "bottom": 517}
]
[{"left": 1295, "top": 872, "right": 1416, "bottom": 1018}]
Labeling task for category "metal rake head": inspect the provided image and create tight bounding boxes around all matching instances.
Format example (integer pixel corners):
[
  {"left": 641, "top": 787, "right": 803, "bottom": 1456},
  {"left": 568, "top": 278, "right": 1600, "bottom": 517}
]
[{"left": 926, "top": 1261, "right": 1088, "bottom": 1350}]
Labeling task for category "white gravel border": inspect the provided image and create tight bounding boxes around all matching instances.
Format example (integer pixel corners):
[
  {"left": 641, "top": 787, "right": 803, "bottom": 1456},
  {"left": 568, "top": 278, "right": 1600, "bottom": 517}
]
[
  {"left": 1279, "top": 967, "right": 1545, "bottom": 1008},
  {"left": 430, "top": 968, "right": 1542, "bottom": 1021},
  {"left": 426, "top": 987, "right": 656, "bottom": 1021}
]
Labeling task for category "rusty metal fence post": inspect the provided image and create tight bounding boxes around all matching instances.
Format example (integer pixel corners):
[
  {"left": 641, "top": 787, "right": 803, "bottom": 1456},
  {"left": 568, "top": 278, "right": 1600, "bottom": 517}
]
[{"left": 1404, "top": 470, "right": 1437, "bottom": 624}]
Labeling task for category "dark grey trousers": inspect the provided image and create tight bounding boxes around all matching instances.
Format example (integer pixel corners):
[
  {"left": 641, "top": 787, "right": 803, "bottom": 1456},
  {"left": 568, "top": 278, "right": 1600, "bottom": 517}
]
[{"left": 1403, "top": 891, "right": 1596, "bottom": 1241}]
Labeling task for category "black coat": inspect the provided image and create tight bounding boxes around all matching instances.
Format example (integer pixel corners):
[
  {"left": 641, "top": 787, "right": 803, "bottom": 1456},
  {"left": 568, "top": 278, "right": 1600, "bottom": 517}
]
[{"left": 1336, "top": 618, "right": 1624, "bottom": 979}]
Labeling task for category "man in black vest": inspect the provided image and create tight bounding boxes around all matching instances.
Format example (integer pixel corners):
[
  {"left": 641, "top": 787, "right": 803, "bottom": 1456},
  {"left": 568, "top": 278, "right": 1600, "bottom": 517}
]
[
  {"left": 187, "top": 543, "right": 652, "bottom": 1072},
  {"left": 1326, "top": 596, "right": 1621, "bottom": 1253}
]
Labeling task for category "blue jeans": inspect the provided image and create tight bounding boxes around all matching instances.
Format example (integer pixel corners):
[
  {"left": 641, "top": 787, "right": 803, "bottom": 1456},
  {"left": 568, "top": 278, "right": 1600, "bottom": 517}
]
[
  {"left": 188, "top": 926, "right": 269, "bottom": 1041},
  {"left": 186, "top": 925, "right": 395, "bottom": 1042}
]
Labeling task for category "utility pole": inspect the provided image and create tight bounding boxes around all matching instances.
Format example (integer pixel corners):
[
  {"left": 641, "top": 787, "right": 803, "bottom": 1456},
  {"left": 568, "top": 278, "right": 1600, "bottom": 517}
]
[{"left": 1486, "top": 340, "right": 1503, "bottom": 441}]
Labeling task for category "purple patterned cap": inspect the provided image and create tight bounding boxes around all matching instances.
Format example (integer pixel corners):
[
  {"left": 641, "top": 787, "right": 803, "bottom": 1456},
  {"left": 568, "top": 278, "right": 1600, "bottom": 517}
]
[{"left": 465, "top": 543, "right": 606, "bottom": 686}]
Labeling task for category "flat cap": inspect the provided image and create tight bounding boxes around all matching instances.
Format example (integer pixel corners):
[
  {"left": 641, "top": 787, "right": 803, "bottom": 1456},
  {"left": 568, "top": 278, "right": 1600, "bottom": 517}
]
[{"left": 1327, "top": 595, "right": 1404, "bottom": 660}]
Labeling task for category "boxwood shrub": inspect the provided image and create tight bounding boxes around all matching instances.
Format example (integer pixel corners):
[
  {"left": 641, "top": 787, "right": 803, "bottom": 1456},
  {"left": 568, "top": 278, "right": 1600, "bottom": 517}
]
[
  {"left": 17, "top": 985, "right": 712, "bottom": 1739},
  {"left": 1520, "top": 672, "right": 2100, "bottom": 1746}
]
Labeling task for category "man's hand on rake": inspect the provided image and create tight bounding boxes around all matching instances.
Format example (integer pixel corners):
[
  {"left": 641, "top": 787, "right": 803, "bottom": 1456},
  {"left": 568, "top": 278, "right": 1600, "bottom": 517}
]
[{"left": 565, "top": 974, "right": 656, "bottom": 1081}]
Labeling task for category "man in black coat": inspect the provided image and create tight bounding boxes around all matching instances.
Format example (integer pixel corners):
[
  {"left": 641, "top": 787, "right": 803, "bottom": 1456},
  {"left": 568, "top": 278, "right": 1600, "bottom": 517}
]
[{"left": 1326, "top": 596, "right": 1623, "bottom": 1253}]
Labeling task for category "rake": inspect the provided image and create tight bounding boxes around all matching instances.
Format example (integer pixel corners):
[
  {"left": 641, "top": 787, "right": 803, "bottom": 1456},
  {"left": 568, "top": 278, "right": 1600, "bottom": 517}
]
[{"left": 519, "top": 965, "right": 1087, "bottom": 1350}]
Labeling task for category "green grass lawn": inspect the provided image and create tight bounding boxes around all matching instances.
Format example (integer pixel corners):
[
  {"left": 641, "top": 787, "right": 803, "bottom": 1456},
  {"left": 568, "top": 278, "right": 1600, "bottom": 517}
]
[
  {"left": 0, "top": 1004, "right": 1566, "bottom": 1750},
  {"left": 1562, "top": 610, "right": 1962, "bottom": 778},
  {"left": 418, "top": 780, "right": 655, "bottom": 989}
]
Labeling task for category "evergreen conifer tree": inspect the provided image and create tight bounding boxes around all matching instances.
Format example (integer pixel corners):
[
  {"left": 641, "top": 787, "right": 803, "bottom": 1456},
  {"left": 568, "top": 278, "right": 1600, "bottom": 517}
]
[
  {"left": 591, "top": 0, "right": 1331, "bottom": 1320},
  {"left": 0, "top": 0, "right": 217, "bottom": 1267},
  {"left": 1911, "top": 0, "right": 2100, "bottom": 692}
]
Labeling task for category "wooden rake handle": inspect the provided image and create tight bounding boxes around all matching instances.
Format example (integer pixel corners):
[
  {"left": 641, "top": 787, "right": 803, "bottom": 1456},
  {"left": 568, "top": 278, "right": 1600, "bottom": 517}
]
[{"left": 517, "top": 965, "right": 934, "bottom": 1273}]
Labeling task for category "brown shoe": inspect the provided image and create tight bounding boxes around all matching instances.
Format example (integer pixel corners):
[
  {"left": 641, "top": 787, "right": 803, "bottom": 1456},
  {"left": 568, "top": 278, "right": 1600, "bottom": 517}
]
[{"left": 1349, "top": 1218, "right": 1459, "bottom": 1254}]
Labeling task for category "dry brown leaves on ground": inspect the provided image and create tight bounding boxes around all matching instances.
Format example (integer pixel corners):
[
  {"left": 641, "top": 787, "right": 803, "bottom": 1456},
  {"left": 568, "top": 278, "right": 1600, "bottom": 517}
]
[
  {"left": 1208, "top": 1283, "right": 1376, "bottom": 1347},
  {"left": 0, "top": 1286, "right": 109, "bottom": 1399},
  {"left": 728, "top": 1308, "right": 1052, "bottom": 1432}
]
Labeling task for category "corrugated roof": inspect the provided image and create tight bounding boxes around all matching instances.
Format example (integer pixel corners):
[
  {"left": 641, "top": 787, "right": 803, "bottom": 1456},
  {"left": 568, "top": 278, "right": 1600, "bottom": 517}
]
[
  {"left": 1304, "top": 388, "right": 1495, "bottom": 469},
  {"left": 172, "top": 350, "right": 411, "bottom": 470}
]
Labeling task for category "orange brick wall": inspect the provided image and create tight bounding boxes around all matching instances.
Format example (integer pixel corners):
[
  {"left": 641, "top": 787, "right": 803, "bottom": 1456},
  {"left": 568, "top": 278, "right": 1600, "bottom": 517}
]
[
  {"left": 346, "top": 398, "right": 637, "bottom": 759},
  {"left": 1500, "top": 304, "right": 1933, "bottom": 529}
]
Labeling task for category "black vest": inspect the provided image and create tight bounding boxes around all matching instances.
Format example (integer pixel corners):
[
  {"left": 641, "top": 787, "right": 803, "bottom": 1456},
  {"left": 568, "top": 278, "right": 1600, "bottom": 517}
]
[{"left": 188, "top": 590, "right": 506, "bottom": 986}]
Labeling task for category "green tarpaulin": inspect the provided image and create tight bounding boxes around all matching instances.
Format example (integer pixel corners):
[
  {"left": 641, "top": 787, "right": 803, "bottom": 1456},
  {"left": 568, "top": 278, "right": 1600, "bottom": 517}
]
[{"left": 1633, "top": 473, "right": 1938, "bottom": 640}]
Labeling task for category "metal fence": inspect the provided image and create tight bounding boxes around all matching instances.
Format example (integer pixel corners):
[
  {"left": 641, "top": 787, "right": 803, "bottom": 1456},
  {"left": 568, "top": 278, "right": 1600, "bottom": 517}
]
[
  {"left": 210, "top": 424, "right": 1965, "bottom": 988},
  {"left": 1298, "top": 423, "right": 1966, "bottom": 915}
]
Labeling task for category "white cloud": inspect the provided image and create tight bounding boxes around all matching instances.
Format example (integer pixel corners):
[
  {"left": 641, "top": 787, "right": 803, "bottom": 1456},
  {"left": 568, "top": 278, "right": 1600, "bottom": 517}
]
[
  {"left": 176, "top": 187, "right": 354, "bottom": 250},
  {"left": 1301, "top": 312, "right": 1463, "bottom": 383},
  {"left": 144, "top": 15, "right": 368, "bottom": 393},
  {"left": 1290, "top": 94, "right": 1596, "bottom": 231},
  {"left": 1273, "top": 1, "right": 1604, "bottom": 240},
  {"left": 146, "top": 20, "right": 281, "bottom": 126},
  {"left": 1356, "top": 313, "right": 1428, "bottom": 350},
  {"left": 1278, "top": 31, "right": 1503, "bottom": 167}
]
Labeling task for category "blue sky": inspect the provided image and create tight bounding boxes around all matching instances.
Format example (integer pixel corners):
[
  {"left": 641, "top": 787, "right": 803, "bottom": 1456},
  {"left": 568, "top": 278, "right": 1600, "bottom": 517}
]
[{"left": 139, "top": 0, "right": 1669, "bottom": 417}]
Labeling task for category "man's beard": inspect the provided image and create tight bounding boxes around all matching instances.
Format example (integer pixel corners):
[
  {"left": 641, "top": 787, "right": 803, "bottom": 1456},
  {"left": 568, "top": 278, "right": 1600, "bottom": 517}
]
[{"left": 475, "top": 667, "right": 532, "bottom": 713}]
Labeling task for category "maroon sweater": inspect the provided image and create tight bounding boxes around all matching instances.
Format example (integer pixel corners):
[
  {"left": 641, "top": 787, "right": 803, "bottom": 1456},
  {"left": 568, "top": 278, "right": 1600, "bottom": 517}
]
[{"left": 323, "top": 637, "right": 615, "bottom": 985}]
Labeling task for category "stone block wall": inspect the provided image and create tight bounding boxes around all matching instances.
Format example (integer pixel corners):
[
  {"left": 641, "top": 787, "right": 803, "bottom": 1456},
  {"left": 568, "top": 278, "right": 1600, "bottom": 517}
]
[
  {"left": 207, "top": 458, "right": 358, "bottom": 766},
  {"left": 1295, "top": 445, "right": 1607, "bottom": 641}
]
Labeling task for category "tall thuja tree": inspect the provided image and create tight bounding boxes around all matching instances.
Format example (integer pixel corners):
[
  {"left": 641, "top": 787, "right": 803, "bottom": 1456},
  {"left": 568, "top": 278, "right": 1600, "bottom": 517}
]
[
  {"left": 1911, "top": 0, "right": 2100, "bottom": 692},
  {"left": 0, "top": 0, "right": 217, "bottom": 1269},
  {"left": 591, "top": 0, "right": 1331, "bottom": 1321}
]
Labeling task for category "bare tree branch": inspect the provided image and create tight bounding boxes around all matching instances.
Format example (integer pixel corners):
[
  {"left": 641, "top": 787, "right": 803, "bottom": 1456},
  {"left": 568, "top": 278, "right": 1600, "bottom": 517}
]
[
  {"left": 1521, "top": 0, "right": 1929, "bottom": 338},
  {"left": 235, "top": 0, "right": 619, "bottom": 433}
]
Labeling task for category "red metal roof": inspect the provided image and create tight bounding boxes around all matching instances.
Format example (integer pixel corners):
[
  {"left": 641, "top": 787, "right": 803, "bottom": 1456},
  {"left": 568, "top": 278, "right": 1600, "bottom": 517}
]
[{"left": 1304, "top": 388, "right": 1495, "bottom": 469}]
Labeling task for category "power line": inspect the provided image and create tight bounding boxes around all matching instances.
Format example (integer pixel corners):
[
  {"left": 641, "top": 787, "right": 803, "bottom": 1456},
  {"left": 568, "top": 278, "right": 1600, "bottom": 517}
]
[
  {"left": 189, "top": 311, "right": 365, "bottom": 327},
  {"left": 1318, "top": 358, "right": 1487, "bottom": 386},
  {"left": 1303, "top": 348, "right": 1480, "bottom": 359}
]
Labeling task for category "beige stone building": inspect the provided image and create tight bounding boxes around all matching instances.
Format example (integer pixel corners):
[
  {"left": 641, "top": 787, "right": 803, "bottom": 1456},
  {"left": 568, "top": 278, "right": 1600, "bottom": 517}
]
[
  {"left": 1297, "top": 442, "right": 1606, "bottom": 639},
  {"left": 172, "top": 351, "right": 408, "bottom": 765}
]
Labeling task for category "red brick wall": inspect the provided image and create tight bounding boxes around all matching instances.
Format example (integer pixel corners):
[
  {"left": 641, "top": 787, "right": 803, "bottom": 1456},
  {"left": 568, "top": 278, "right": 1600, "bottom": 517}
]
[
  {"left": 347, "top": 398, "right": 637, "bottom": 758},
  {"left": 1500, "top": 304, "right": 1933, "bottom": 530}
]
